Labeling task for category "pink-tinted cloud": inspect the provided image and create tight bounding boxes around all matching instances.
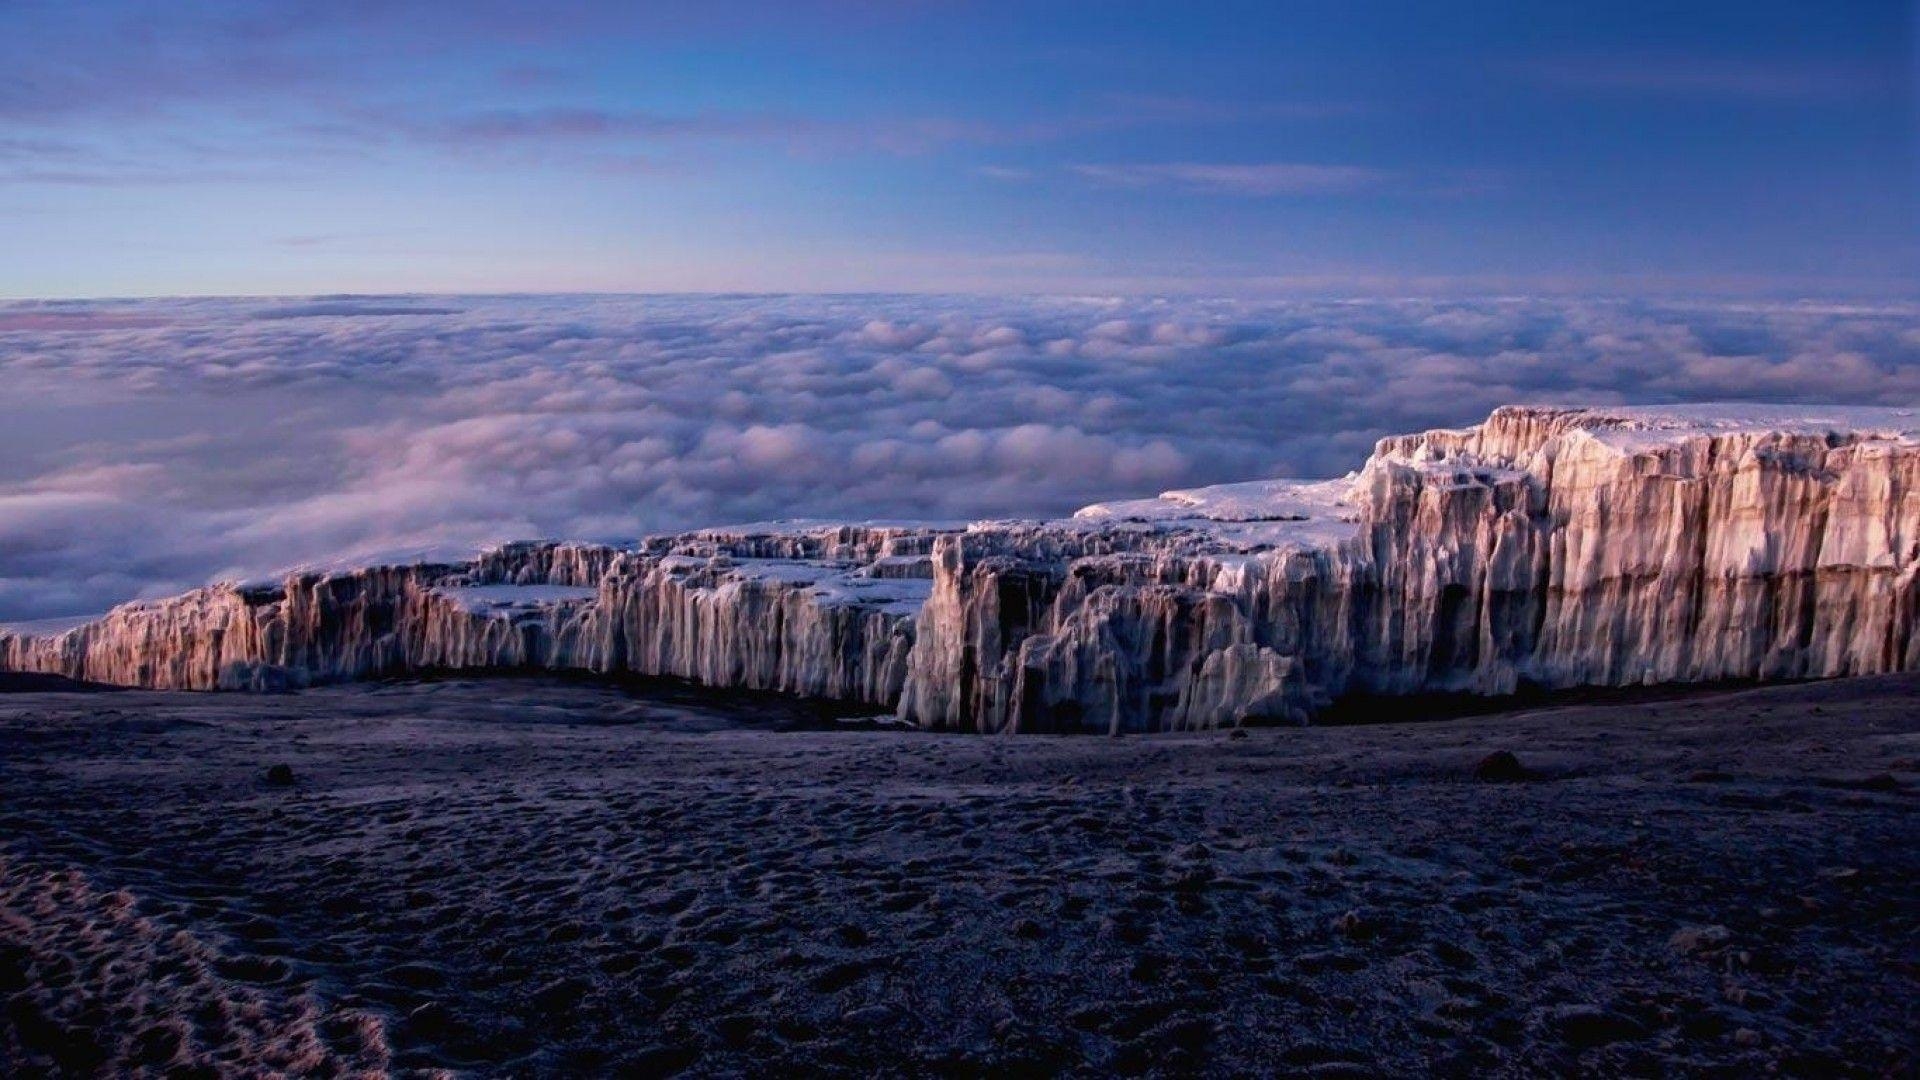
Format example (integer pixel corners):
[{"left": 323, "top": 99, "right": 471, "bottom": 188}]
[
  {"left": 0, "top": 294, "right": 1913, "bottom": 621},
  {"left": 0, "top": 312, "right": 172, "bottom": 331}
]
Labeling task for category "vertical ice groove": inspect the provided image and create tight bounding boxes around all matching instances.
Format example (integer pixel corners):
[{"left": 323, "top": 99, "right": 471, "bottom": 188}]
[{"left": 3, "top": 405, "right": 1914, "bottom": 732}]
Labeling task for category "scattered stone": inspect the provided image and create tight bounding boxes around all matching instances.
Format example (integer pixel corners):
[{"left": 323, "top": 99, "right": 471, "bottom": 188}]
[
  {"left": 1332, "top": 909, "right": 1376, "bottom": 941},
  {"left": 1678, "top": 1009, "right": 1730, "bottom": 1039},
  {"left": 1130, "top": 953, "right": 1168, "bottom": 984},
  {"left": 1170, "top": 865, "right": 1216, "bottom": 893},
  {"left": 386, "top": 962, "right": 448, "bottom": 990},
  {"left": 1104, "top": 914, "right": 1151, "bottom": 946},
  {"left": 1066, "top": 1004, "right": 1112, "bottom": 1032},
  {"left": 712, "top": 1014, "right": 756, "bottom": 1047},
  {"left": 1155, "top": 1016, "right": 1215, "bottom": 1053},
  {"left": 774, "top": 1017, "right": 819, "bottom": 1043},
  {"left": 620, "top": 1044, "right": 698, "bottom": 1074},
  {"left": 1817, "top": 773, "right": 1902, "bottom": 792},
  {"left": 1430, "top": 940, "right": 1477, "bottom": 970},
  {"left": 263, "top": 763, "right": 295, "bottom": 786},
  {"left": 1473, "top": 751, "right": 1527, "bottom": 782},
  {"left": 1304, "top": 1065, "right": 1375, "bottom": 1079},
  {"left": 406, "top": 1001, "right": 453, "bottom": 1037},
  {"left": 130, "top": 1022, "right": 183, "bottom": 1066},
  {"left": 843, "top": 1005, "right": 893, "bottom": 1027},
  {"left": 810, "top": 960, "right": 874, "bottom": 993},
  {"left": 1295, "top": 950, "right": 1366, "bottom": 974},
  {"left": 531, "top": 975, "right": 589, "bottom": 1013},
  {"left": 1668, "top": 924, "right": 1731, "bottom": 955},
  {"left": 1545, "top": 1004, "right": 1646, "bottom": 1047}
]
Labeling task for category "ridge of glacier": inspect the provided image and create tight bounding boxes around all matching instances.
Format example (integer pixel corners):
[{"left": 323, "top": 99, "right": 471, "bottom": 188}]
[{"left": 3, "top": 403, "right": 1915, "bottom": 733}]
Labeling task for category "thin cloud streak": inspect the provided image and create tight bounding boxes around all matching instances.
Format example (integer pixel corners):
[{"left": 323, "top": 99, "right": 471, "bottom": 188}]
[
  {"left": 1071, "top": 163, "right": 1386, "bottom": 196},
  {"left": 1518, "top": 55, "right": 1902, "bottom": 103}
]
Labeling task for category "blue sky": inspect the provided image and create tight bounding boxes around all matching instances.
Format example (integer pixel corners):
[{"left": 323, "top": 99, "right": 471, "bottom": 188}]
[{"left": 1, "top": 0, "right": 1912, "bottom": 298}]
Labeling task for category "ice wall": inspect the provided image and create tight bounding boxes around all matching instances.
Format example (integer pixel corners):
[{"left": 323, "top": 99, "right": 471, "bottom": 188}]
[
  {"left": 898, "top": 406, "right": 1919, "bottom": 731},
  {"left": 4, "top": 405, "right": 1914, "bottom": 733},
  {"left": 0, "top": 532, "right": 934, "bottom": 702}
]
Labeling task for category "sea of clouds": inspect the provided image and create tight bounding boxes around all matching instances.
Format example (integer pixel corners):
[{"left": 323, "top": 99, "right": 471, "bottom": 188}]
[{"left": 0, "top": 293, "right": 1915, "bottom": 621}]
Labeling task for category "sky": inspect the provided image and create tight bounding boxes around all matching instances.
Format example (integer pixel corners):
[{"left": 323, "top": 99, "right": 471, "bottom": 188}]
[
  {"left": 1, "top": 0, "right": 1914, "bottom": 298},
  {"left": 0, "top": 4, "right": 1916, "bottom": 621}
]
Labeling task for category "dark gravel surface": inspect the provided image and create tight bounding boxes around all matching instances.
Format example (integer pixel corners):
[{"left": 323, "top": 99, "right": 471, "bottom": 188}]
[{"left": 2, "top": 674, "right": 1916, "bottom": 1077}]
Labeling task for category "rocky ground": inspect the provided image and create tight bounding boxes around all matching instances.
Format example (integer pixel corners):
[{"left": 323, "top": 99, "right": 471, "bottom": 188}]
[{"left": 0, "top": 674, "right": 1915, "bottom": 1077}]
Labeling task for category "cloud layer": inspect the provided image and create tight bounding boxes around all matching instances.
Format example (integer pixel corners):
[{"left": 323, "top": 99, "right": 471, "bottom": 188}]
[{"left": 0, "top": 294, "right": 1915, "bottom": 620}]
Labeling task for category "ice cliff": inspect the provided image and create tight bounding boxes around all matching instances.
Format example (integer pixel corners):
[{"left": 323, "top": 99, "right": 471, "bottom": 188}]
[{"left": 4, "top": 405, "right": 1915, "bottom": 732}]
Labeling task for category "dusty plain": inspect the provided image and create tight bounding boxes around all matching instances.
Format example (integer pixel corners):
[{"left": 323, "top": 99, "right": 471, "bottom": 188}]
[{"left": 2, "top": 674, "right": 1916, "bottom": 1077}]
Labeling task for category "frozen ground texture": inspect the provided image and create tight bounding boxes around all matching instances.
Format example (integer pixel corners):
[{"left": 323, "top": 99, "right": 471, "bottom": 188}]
[
  {"left": 2, "top": 404, "right": 1916, "bottom": 732},
  {"left": 0, "top": 675, "right": 1915, "bottom": 1076}
]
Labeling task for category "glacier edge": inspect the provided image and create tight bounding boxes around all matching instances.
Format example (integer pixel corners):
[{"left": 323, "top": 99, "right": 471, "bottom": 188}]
[{"left": 2, "top": 403, "right": 1914, "bottom": 733}]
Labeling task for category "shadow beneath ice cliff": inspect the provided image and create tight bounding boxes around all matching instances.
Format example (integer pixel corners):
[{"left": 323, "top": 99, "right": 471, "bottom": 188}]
[
  {"left": 0, "top": 672, "right": 124, "bottom": 693},
  {"left": 375, "top": 666, "right": 896, "bottom": 732},
  {"left": 1313, "top": 677, "right": 1810, "bottom": 727}
]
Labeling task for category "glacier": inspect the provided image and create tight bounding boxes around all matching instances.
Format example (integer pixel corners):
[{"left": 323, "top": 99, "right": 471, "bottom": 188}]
[{"left": 3, "top": 404, "right": 1915, "bottom": 733}]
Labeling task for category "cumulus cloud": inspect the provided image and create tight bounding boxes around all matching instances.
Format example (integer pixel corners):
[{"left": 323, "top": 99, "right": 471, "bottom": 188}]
[{"left": 0, "top": 294, "right": 1914, "bottom": 620}]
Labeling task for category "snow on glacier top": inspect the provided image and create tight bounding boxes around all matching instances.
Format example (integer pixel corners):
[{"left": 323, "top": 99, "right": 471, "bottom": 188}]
[
  {"left": 654, "top": 556, "right": 932, "bottom": 615},
  {"left": 1078, "top": 476, "right": 1357, "bottom": 524},
  {"left": 1072, "top": 476, "right": 1363, "bottom": 551},
  {"left": 1059, "top": 404, "right": 1916, "bottom": 554},
  {"left": 433, "top": 585, "right": 601, "bottom": 613},
  {"left": 0, "top": 614, "right": 97, "bottom": 638},
  {"left": 675, "top": 518, "right": 964, "bottom": 539},
  {"left": 723, "top": 559, "right": 931, "bottom": 614},
  {"left": 1562, "top": 404, "right": 1919, "bottom": 453}
]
